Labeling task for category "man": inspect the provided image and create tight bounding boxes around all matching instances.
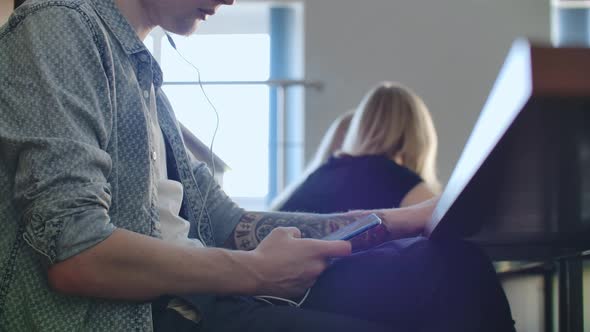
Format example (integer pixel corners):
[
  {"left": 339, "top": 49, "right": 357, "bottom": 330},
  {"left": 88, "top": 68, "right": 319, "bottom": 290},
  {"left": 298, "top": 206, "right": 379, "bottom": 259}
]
[{"left": 0, "top": 0, "right": 515, "bottom": 331}]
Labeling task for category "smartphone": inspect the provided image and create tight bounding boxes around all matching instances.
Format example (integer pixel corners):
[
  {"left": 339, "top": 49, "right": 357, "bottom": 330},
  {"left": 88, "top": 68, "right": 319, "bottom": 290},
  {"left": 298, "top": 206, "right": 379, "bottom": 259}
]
[{"left": 321, "top": 213, "right": 382, "bottom": 241}]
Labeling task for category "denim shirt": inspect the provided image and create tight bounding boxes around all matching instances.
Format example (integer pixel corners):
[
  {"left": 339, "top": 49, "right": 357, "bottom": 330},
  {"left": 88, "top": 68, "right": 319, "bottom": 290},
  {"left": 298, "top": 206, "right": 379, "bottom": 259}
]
[{"left": 0, "top": 0, "right": 244, "bottom": 330}]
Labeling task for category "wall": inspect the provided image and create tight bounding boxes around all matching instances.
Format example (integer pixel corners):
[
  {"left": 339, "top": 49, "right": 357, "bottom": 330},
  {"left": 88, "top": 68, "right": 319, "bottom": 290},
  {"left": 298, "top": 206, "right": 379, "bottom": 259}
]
[
  {"left": 0, "top": 0, "right": 12, "bottom": 25},
  {"left": 300, "top": 0, "right": 550, "bottom": 184}
]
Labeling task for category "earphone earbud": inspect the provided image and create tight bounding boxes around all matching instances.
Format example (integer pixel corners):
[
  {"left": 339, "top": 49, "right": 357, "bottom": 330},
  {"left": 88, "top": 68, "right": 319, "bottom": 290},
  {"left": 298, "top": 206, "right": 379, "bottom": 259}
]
[{"left": 165, "top": 32, "right": 177, "bottom": 50}]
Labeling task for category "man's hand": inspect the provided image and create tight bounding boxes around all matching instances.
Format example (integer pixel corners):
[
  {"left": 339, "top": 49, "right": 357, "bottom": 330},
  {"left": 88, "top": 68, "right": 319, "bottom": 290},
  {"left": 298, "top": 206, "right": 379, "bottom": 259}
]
[{"left": 244, "top": 227, "right": 351, "bottom": 298}]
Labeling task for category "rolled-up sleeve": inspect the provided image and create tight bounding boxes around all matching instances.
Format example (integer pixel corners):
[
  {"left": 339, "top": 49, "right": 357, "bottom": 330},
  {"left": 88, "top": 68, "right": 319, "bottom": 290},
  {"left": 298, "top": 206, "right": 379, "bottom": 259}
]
[
  {"left": 0, "top": 6, "right": 115, "bottom": 264},
  {"left": 191, "top": 162, "right": 245, "bottom": 246}
]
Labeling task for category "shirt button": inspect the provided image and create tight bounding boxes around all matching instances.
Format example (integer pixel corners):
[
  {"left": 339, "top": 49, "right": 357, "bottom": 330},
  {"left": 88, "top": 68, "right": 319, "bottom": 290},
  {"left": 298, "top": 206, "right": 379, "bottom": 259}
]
[
  {"left": 139, "top": 54, "right": 149, "bottom": 62},
  {"left": 143, "top": 90, "right": 150, "bottom": 99},
  {"left": 151, "top": 151, "right": 157, "bottom": 161}
]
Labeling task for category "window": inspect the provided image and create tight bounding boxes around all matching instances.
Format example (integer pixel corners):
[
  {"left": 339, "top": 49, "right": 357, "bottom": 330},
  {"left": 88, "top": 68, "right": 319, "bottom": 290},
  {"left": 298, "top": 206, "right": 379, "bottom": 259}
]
[
  {"left": 147, "top": 3, "right": 304, "bottom": 211},
  {"left": 161, "top": 34, "right": 271, "bottom": 199}
]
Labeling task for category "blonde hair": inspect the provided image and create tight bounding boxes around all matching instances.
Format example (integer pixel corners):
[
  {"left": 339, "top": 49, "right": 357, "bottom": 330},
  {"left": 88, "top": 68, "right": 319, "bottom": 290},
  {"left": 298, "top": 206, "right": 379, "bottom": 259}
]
[
  {"left": 306, "top": 110, "right": 355, "bottom": 172},
  {"left": 340, "top": 82, "right": 441, "bottom": 192}
]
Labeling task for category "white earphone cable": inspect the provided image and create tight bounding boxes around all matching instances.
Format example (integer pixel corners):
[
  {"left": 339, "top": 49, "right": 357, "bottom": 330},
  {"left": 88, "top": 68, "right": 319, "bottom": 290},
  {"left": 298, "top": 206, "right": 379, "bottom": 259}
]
[
  {"left": 166, "top": 32, "right": 218, "bottom": 245},
  {"left": 254, "top": 288, "right": 311, "bottom": 308}
]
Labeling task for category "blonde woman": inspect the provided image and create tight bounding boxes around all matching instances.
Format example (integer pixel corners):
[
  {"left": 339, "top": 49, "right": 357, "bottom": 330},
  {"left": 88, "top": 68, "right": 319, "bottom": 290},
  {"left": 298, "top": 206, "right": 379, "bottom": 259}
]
[{"left": 277, "top": 82, "right": 440, "bottom": 213}]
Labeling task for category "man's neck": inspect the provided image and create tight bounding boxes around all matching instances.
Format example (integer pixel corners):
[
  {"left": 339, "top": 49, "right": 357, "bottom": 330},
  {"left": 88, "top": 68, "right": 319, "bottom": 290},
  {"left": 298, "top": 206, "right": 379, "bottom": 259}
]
[{"left": 114, "top": 0, "right": 153, "bottom": 40}]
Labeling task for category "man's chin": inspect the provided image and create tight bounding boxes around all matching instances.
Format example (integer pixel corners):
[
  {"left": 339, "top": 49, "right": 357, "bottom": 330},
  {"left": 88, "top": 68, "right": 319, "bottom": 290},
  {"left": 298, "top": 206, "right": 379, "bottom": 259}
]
[{"left": 164, "top": 20, "right": 200, "bottom": 37}]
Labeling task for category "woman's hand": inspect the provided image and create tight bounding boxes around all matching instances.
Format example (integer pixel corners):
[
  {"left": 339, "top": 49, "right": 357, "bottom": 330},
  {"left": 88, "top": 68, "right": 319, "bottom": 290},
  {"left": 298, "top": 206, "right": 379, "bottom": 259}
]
[
  {"left": 346, "top": 196, "right": 439, "bottom": 241},
  {"left": 378, "top": 196, "right": 439, "bottom": 238}
]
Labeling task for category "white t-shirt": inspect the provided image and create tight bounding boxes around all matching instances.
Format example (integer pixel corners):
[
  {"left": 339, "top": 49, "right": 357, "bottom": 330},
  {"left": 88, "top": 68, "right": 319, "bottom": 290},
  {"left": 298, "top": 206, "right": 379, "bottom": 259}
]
[{"left": 147, "top": 84, "right": 204, "bottom": 248}]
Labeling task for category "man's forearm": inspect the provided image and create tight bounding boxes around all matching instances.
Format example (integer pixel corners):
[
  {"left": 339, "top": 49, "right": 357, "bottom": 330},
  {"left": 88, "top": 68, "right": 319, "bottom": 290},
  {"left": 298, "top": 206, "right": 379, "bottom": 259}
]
[
  {"left": 228, "top": 198, "right": 438, "bottom": 251},
  {"left": 228, "top": 211, "right": 390, "bottom": 251},
  {"left": 48, "top": 229, "right": 259, "bottom": 301}
]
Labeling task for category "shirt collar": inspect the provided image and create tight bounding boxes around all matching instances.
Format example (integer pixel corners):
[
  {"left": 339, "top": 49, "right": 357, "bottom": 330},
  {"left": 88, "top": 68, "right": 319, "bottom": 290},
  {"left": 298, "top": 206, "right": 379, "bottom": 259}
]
[{"left": 91, "top": 0, "right": 163, "bottom": 87}]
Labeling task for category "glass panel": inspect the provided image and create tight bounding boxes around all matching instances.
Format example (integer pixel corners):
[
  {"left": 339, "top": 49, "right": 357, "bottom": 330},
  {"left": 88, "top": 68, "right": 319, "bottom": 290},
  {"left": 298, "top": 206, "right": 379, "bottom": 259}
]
[
  {"left": 161, "top": 34, "right": 270, "bottom": 82},
  {"left": 163, "top": 84, "right": 269, "bottom": 197},
  {"left": 584, "top": 260, "right": 589, "bottom": 332}
]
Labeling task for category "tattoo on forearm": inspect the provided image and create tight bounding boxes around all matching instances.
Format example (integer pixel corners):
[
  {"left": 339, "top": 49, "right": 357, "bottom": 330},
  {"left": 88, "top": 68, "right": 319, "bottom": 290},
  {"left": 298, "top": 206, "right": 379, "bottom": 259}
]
[
  {"left": 230, "top": 211, "right": 390, "bottom": 251},
  {"left": 231, "top": 212, "right": 354, "bottom": 250}
]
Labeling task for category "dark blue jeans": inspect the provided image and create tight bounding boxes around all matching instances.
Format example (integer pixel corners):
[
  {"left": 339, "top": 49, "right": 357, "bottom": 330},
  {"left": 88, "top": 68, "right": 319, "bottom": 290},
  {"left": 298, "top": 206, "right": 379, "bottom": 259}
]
[{"left": 155, "top": 238, "right": 516, "bottom": 332}]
